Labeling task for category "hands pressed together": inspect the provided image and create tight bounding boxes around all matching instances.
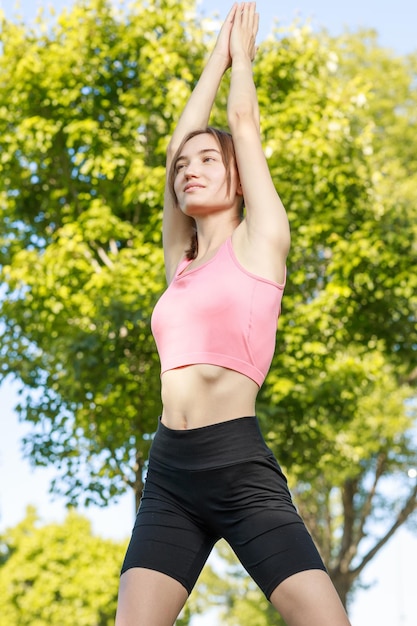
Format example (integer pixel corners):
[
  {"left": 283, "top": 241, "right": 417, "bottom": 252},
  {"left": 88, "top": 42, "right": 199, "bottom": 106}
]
[{"left": 214, "top": 2, "right": 259, "bottom": 68}]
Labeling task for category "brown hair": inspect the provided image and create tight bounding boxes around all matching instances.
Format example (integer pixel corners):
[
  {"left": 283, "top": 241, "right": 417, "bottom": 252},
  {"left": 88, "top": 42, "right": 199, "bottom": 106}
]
[{"left": 168, "top": 127, "right": 244, "bottom": 259}]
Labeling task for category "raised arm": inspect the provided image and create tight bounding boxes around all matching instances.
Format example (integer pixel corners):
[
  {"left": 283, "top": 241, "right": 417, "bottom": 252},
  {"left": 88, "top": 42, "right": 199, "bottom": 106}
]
[
  {"left": 228, "top": 3, "right": 290, "bottom": 284},
  {"left": 163, "top": 4, "right": 238, "bottom": 282}
]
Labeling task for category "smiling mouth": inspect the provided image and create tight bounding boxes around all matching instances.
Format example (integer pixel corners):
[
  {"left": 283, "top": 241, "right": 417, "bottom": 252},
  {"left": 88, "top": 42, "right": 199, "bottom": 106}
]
[{"left": 184, "top": 184, "right": 205, "bottom": 192}]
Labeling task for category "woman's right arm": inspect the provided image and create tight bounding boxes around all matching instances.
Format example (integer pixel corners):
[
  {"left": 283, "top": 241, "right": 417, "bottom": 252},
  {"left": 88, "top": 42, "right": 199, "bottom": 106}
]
[{"left": 163, "top": 4, "right": 238, "bottom": 282}]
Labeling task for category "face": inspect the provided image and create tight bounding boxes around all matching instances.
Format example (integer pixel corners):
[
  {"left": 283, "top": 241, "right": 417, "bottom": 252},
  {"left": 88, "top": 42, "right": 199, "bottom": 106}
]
[{"left": 173, "top": 133, "right": 241, "bottom": 216}]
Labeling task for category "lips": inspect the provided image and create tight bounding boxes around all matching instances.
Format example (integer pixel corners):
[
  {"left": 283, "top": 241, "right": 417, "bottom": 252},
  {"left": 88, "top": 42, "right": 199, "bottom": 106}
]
[{"left": 184, "top": 183, "right": 205, "bottom": 192}]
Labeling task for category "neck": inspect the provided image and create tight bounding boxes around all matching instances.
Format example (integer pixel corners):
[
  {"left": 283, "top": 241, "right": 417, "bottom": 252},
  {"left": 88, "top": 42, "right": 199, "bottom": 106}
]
[{"left": 193, "top": 214, "right": 240, "bottom": 259}]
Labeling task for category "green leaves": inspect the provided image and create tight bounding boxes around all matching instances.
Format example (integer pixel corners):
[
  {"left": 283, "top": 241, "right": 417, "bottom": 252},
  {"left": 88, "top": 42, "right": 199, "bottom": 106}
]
[
  {"left": 0, "top": 0, "right": 206, "bottom": 506},
  {"left": 2, "top": 204, "right": 164, "bottom": 504},
  {"left": 0, "top": 508, "right": 124, "bottom": 625}
]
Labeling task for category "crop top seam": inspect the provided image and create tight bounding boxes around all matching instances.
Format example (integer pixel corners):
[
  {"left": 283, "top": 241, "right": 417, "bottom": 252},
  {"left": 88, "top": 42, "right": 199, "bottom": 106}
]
[
  {"left": 246, "top": 281, "right": 256, "bottom": 367},
  {"left": 226, "top": 237, "right": 286, "bottom": 290},
  {"left": 174, "top": 242, "right": 223, "bottom": 280},
  {"left": 173, "top": 237, "right": 286, "bottom": 289}
]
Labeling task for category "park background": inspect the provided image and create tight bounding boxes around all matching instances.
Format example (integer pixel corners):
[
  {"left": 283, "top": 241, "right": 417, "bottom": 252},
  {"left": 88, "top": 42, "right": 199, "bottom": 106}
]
[{"left": 0, "top": 1, "right": 416, "bottom": 624}]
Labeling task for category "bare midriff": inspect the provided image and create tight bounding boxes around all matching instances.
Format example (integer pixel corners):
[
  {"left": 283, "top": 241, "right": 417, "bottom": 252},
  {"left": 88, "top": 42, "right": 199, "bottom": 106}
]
[{"left": 160, "top": 364, "right": 259, "bottom": 430}]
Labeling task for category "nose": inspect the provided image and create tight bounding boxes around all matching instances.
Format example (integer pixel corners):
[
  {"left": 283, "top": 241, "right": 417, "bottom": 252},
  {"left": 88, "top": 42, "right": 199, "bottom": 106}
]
[{"left": 184, "top": 168, "right": 196, "bottom": 180}]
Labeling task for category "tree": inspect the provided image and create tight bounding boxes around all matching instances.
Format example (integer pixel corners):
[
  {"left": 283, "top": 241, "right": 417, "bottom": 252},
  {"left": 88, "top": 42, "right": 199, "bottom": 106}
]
[
  {"left": 0, "top": 0, "right": 206, "bottom": 508},
  {"left": 241, "top": 23, "right": 417, "bottom": 609},
  {"left": 0, "top": 507, "right": 124, "bottom": 625},
  {"left": 0, "top": 0, "right": 416, "bottom": 615}
]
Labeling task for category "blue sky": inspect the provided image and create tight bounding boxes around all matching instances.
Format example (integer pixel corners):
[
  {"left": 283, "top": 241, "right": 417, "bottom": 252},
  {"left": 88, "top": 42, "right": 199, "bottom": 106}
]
[
  {"left": 0, "top": 1, "right": 416, "bottom": 625},
  {"left": 1, "top": 0, "right": 417, "bottom": 54}
]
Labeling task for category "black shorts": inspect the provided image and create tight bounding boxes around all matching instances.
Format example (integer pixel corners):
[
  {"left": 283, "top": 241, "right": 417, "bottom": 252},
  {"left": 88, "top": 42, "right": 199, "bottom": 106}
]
[{"left": 121, "top": 416, "right": 326, "bottom": 599}]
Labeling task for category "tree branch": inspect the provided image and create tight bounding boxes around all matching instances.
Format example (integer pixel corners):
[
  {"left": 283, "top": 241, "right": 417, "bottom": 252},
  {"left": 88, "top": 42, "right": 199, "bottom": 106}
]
[
  {"left": 357, "top": 452, "right": 387, "bottom": 542},
  {"left": 96, "top": 245, "right": 115, "bottom": 269},
  {"left": 352, "top": 481, "right": 417, "bottom": 579}
]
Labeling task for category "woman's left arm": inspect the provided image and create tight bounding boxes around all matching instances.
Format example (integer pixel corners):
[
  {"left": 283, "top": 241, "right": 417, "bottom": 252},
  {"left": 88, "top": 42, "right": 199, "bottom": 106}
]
[{"left": 228, "top": 3, "right": 290, "bottom": 283}]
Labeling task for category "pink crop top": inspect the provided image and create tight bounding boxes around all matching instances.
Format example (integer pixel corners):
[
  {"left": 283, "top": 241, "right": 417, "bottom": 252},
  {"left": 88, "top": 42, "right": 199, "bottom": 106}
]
[{"left": 151, "top": 237, "right": 285, "bottom": 387}]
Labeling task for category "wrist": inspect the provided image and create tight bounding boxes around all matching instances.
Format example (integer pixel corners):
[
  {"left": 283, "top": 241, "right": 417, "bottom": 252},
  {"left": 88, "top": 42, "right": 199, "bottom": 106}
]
[
  {"left": 209, "top": 49, "right": 231, "bottom": 72},
  {"left": 231, "top": 55, "right": 253, "bottom": 74},
  {"left": 231, "top": 51, "right": 253, "bottom": 66}
]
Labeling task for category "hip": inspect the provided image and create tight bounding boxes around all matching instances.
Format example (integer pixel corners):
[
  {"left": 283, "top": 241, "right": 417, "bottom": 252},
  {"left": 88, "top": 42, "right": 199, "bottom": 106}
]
[{"left": 149, "top": 415, "right": 276, "bottom": 471}]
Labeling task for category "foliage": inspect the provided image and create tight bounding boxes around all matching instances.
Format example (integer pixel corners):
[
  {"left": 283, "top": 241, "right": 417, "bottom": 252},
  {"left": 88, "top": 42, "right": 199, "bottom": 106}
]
[
  {"left": 0, "top": 507, "right": 125, "bottom": 626},
  {"left": 0, "top": 0, "right": 416, "bottom": 616},
  {"left": 0, "top": 0, "right": 205, "bottom": 507},
  {"left": 253, "top": 22, "right": 417, "bottom": 607}
]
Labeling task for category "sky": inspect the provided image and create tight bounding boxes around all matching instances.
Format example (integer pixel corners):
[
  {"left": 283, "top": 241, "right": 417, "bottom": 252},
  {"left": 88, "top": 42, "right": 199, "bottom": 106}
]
[
  {"left": 1, "top": 0, "right": 417, "bottom": 55},
  {"left": 0, "top": 1, "right": 417, "bottom": 625}
]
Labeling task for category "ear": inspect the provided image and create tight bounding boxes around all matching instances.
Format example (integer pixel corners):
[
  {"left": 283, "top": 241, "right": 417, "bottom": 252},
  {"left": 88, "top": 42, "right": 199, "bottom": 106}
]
[{"left": 236, "top": 180, "right": 243, "bottom": 196}]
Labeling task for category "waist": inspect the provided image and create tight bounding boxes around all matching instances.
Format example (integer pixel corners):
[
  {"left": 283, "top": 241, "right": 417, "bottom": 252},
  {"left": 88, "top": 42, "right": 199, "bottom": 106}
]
[
  {"left": 150, "top": 415, "right": 272, "bottom": 470},
  {"left": 160, "top": 364, "right": 259, "bottom": 429}
]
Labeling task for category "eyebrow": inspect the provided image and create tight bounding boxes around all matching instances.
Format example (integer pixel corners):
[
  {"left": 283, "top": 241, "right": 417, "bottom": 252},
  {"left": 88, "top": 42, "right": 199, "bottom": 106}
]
[
  {"left": 199, "top": 148, "right": 221, "bottom": 155},
  {"left": 175, "top": 148, "right": 221, "bottom": 164}
]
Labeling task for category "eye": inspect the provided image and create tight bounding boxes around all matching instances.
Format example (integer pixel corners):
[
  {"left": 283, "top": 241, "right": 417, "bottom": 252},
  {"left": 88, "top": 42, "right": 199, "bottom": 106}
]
[
  {"left": 175, "top": 162, "right": 186, "bottom": 173},
  {"left": 203, "top": 156, "right": 215, "bottom": 163}
]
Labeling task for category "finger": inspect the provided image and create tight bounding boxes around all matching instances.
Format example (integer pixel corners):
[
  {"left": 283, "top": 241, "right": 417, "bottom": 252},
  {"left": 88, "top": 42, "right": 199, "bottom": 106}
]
[
  {"left": 248, "top": 3, "right": 257, "bottom": 27},
  {"left": 226, "top": 3, "right": 238, "bottom": 22},
  {"left": 233, "top": 3, "right": 244, "bottom": 29},
  {"left": 221, "top": 2, "right": 238, "bottom": 29},
  {"left": 247, "top": 5, "right": 259, "bottom": 40},
  {"left": 241, "top": 2, "right": 255, "bottom": 29},
  {"left": 254, "top": 11, "right": 259, "bottom": 37}
]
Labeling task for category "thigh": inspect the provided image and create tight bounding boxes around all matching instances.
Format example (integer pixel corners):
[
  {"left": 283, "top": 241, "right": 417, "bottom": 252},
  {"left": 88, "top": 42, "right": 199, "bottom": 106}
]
[
  {"left": 270, "top": 569, "right": 351, "bottom": 626},
  {"left": 221, "top": 455, "right": 326, "bottom": 599},
  {"left": 116, "top": 567, "right": 188, "bottom": 626},
  {"left": 121, "top": 462, "right": 217, "bottom": 595}
]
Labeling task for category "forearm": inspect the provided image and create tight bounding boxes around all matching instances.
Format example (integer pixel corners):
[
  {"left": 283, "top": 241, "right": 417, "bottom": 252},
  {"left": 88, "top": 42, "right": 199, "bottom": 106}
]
[
  {"left": 168, "top": 51, "right": 229, "bottom": 157},
  {"left": 227, "top": 54, "right": 260, "bottom": 133},
  {"left": 167, "top": 4, "right": 238, "bottom": 159}
]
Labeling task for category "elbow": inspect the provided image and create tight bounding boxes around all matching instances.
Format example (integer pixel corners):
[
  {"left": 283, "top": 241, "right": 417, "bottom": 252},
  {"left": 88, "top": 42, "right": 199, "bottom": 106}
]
[{"left": 228, "top": 106, "right": 259, "bottom": 133}]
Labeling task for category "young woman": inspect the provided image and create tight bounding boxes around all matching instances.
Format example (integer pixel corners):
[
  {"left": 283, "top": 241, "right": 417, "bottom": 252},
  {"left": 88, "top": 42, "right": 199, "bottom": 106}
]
[{"left": 116, "top": 4, "right": 352, "bottom": 625}]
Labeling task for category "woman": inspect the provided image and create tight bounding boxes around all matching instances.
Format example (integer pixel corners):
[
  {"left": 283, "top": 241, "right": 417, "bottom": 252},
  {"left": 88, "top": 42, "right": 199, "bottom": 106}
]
[{"left": 116, "top": 4, "right": 352, "bottom": 625}]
